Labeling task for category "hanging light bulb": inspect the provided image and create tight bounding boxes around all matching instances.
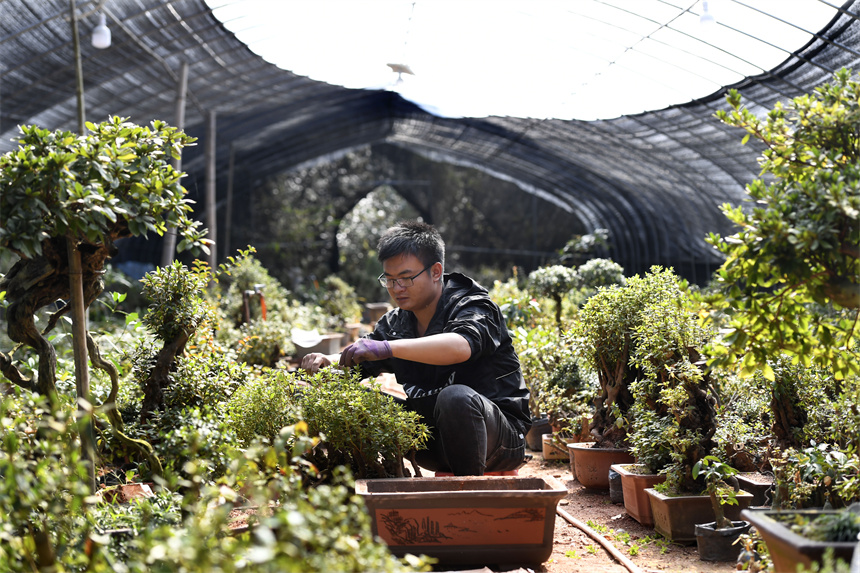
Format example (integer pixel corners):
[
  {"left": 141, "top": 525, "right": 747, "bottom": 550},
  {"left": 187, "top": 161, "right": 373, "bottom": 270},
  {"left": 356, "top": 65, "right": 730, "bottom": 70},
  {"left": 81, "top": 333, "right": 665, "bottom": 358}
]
[
  {"left": 92, "top": 13, "right": 111, "bottom": 49},
  {"left": 700, "top": 1, "right": 716, "bottom": 27}
]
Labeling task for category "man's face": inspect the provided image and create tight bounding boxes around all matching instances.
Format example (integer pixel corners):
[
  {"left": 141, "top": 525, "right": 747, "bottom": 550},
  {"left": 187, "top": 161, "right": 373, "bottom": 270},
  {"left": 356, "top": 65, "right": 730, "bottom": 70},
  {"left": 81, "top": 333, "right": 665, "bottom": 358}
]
[{"left": 381, "top": 253, "right": 440, "bottom": 313}]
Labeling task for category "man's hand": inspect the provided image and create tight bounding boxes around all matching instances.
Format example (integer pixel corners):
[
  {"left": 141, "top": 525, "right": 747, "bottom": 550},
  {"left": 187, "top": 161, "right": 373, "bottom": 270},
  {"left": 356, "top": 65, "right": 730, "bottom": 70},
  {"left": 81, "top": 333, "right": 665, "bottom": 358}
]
[
  {"left": 339, "top": 339, "right": 392, "bottom": 367},
  {"left": 301, "top": 352, "right": 332, "bottom": 374}
]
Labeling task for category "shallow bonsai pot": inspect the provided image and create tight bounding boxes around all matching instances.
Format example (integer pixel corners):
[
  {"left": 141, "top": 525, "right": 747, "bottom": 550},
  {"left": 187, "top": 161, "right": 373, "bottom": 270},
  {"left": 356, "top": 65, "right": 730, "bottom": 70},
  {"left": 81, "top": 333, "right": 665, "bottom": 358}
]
[
  {"left": 611, "top": 463, "right": 665, "bottom": 526},
  {"left": 645, "top": 487, "right": 754, "bottom": 545},
  {"left": 741, "top": 508, "right": 856, "bottom": 571},
  {"left": 568, "top": 442, "right": 634, "bottom": 490},
  {"left": 355, "top": 476, "right": 567, "bottom": 566},
  {"left": 695, "top": 520, "right": 751, "bottom": 562}
]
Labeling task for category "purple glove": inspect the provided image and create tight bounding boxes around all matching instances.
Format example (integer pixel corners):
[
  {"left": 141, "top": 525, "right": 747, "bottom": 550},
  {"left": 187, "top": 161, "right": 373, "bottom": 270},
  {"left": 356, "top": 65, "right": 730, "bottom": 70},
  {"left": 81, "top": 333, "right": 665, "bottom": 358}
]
[{"left": 339, "top": 339, "right": 392, "bottom": 367}]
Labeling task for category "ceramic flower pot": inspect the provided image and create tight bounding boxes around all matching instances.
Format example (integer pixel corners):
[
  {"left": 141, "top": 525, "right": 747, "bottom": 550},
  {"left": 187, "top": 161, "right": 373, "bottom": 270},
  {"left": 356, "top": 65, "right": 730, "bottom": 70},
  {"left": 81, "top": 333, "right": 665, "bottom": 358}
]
[
  {"left": 741, "top": 509, "right": 857, "bottom": 571},
  {"left": 695, "top": 520, "right": 751, "bottom": 562},
  {"left": 567, "top": 442, "right": 634, "bottom": 490},
  {"left": 611, "top": 463, "right": 665, "bottom": 526},
  {"left": 645, "top": 487, "right": 754, "bottom": 544},
  {"left": 356, "top": 476, "right": 567, "bottom": 566}
]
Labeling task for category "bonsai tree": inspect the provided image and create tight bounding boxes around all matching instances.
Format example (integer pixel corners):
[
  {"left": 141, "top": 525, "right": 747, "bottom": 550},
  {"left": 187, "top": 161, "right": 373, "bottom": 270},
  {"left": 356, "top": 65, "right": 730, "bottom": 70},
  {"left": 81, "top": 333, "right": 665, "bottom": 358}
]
[
  {"left": 626, "top": 270, "right": 719, "bottom": 490},
  {"left": 693, "top": 455, "right": 741, "bottom": 530},
  {"left": 0, "top": 117, "right": 209, "bottom": 404},
  {"left": 705, "top": 68, "right": 860, "bottom": 381},
  {"left": 573, "top": 266, "right": 700, "bottom": 449},
  {"left": 528, "top": 264, "right": 578, "bottom": 330}
]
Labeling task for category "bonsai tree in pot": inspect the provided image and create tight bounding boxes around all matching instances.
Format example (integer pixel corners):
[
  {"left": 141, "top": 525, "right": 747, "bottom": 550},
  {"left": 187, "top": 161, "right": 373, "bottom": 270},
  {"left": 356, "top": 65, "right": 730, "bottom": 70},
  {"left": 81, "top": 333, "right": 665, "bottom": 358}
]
[
  {"left": 572, "top": 266, "right": 695, "bottom": 450},
  {"left": 692, "top": 455, "right": 751, "bottom": 562}
]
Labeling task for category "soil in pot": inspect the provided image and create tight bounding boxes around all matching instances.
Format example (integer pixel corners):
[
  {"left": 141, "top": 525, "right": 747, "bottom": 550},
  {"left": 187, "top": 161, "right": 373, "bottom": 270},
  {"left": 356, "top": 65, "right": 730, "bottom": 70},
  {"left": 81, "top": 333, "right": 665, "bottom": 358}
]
[
  {"left": 695, "top": 520, "right": 751, "bottom": 562},
  {"left": 736, "top": 472, "right": 774, "bottom": 507}
]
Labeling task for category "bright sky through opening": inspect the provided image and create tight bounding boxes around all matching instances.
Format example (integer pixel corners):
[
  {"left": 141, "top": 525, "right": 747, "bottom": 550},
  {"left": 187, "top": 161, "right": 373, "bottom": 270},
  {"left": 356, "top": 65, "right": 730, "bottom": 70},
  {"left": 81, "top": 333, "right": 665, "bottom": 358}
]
[{"left": 206, "top": 0, "right": 839, "bottom": 120}]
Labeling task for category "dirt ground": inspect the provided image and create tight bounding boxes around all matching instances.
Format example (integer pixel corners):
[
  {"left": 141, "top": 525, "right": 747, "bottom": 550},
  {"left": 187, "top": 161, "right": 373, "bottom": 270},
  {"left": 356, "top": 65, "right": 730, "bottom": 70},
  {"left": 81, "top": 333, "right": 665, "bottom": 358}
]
[{"left": 511, "top": 455, "right": 742, "bottom": 573}]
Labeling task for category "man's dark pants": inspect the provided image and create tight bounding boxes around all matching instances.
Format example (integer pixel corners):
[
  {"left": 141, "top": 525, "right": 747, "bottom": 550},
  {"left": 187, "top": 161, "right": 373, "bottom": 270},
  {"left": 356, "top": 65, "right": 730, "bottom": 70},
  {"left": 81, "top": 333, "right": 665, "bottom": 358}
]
[{"left": 400, "top": 384, "right": 526, "bottom": 476}]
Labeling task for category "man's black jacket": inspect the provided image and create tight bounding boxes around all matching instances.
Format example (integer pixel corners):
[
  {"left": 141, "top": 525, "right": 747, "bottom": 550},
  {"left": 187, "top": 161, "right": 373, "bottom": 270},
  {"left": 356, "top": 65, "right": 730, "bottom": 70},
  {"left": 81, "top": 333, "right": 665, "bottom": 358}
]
[{"left": 358, "top": 272, "right": 532, "bottom": 434}]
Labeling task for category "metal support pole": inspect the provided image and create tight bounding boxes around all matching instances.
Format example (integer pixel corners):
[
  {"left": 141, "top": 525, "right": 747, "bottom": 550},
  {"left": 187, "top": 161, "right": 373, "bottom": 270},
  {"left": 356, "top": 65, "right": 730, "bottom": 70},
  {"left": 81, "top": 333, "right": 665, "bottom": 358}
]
[
  {"left": 161, "top": 61, "right": 189, "bottom": 267},
  {"left": 205, "top": 110, "right": 217, "bottom": 270},
  {"left": 223, "top": 143, "right": 235, "bottom": 261},
  {"left": 68, "top": 0, "right": 96, "bottom": 494}
]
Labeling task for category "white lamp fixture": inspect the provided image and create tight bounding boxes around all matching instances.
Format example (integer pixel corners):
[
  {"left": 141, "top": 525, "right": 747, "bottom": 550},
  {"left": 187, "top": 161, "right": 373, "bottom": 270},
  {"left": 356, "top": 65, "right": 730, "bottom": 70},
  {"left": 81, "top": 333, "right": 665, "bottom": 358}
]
[
  {"left": 700, "top": 1, "right": 716, "bottom": 27},
  {"left": 92, "top": 13, "right": 111, "bottom": 49}
]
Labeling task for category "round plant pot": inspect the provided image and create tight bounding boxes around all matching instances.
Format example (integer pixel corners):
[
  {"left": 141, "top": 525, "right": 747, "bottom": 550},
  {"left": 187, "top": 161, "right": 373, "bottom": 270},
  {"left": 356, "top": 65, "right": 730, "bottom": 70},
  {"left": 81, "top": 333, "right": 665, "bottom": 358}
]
[
  {"left": 526, "top": 417, "right": 552, "bottom": 451},
  {"left": 695, "top": 520, "right": 751, "bottom": 562},
  {"left": 567, "top": 442, "right": 634, "bottom": 490}
]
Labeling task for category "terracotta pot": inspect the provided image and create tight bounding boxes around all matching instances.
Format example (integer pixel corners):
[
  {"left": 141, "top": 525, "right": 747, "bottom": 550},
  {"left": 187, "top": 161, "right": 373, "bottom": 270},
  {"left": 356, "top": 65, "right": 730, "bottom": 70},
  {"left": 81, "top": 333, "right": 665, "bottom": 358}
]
[
  {"left": 695, "top": 520, "right": 751, "bottom": 562},
  {"left": 611, "top": 463, "right": 665, "bottom": 526},
  {"left": 567, "top": 442, "right": 634, "bottom": 490},
  {"left": 356, "top": 476, "right": 567, "bottom": 566},
  {"left": 741, "top": 509, "right": 856, "bottom": 571},
  {"left": 646, "top": 487, "right": 754, "bottom": 544},
  {"left": 736, "top": 472, "right": 774, "bottom": 507},
  {"left": 526, "top": 417, "right": 552, "bottom": 451}
]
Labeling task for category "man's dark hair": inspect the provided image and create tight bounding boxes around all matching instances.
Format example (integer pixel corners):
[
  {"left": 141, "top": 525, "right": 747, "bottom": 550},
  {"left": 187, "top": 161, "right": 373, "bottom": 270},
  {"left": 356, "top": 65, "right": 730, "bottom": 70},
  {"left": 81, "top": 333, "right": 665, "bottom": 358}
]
[{"left": 377, "top": 220, "right": 445, "bottom": 268}]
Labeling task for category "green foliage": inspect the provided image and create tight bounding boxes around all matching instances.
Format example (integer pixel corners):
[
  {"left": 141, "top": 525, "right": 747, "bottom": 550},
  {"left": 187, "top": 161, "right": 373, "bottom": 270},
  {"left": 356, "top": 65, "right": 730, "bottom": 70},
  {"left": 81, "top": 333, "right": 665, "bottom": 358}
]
[
  {"left": 575, "top": 258, "right": 625, "bottom": 292},
  {"left": 772, "top": 443, "right": 860, "bottom": 509},
  {"left": 626, "top": 273, "right": 718, "bottom": 489},
  {"left": 513, "top": 325, "right": 596, "bottom": 427},
  {"left": 0, "top": 394, "right": 104, "bottom": 572},
  {"left": 692, "top": 455, "right": 741, "bottom": 528},
  {"left": 527, "top": 265, "right": 580, "bottom": 329},
  {"left": 140, "top": 260, "right": 215, "bottom": 343},
  {"left": 713, "top": 369, "right": 772, "bottom": 472},
  {"left": 0, "top": 117, "right": 208, "bottom": 259},
  {"left": 300, "top": 274, "right": 363, "bottom": 331},
  {"left": 574, "top": 266, "right": 703, "bottom": 450},
  {"left": 226, "top": 370, "right": 301, "bottom": 446},
  {"left": 490, "top": 272, "right": 548, "bottom": 332},
  {"left": 1, "top": 393, "right": 428, "bottom": 572},
  {"left": 707, "top": 68, "right": 860, "bottom": 380},
  {"left": 300, "top": 368, "right": 430, "bottom": 478},
  {"left": 789, "top": 510, "right": 860, "bottom": 543}
]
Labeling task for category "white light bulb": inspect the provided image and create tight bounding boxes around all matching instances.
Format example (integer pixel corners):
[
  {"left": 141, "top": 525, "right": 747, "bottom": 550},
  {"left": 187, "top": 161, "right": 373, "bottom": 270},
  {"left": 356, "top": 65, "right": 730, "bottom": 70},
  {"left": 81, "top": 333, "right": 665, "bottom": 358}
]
[{"left": 92, "top": 13, "right": 111, "bottom": 49}]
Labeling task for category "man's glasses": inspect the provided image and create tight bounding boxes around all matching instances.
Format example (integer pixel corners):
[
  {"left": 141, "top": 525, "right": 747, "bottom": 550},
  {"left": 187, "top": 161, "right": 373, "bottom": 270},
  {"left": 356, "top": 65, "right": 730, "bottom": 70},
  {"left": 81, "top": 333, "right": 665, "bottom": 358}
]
[{"left": 378, "top": 263, "right": 435, "bottom": 289}]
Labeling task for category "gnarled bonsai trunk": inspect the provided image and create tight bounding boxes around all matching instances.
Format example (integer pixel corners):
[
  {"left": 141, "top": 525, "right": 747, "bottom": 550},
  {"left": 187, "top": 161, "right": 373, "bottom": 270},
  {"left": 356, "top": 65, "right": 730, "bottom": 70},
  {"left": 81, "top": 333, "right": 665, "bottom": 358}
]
[
  {"left": 0, "top": 236, "right": 109, "bottom": 402},
  {"left": 139, "top": 331, "right": 190, "bottom": 423}
]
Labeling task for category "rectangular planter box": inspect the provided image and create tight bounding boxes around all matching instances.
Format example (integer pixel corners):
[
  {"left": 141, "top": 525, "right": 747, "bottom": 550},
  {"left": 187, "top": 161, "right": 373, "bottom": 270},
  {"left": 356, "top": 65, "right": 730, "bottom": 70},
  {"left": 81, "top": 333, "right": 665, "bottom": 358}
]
[
  {"left": 736, "top": 473, "right": 774, "bottom": 507},
  {"left": 356, "top": 476, "right": 567, "bottom": 566},
  {"left": 541, "top": 433, "right": 574, "bottom": 461},
  {"left": 742, "top": 509, "right": 856, "bottom": 571},
  {"left": 291, "top": 332, "right": 344, "bottom": 360},
  {"left": 645, "top": 487, "right": 754, "bottom": 545},
  {"left": 611, "top": 464, "right": 665, "bottom": 527}
]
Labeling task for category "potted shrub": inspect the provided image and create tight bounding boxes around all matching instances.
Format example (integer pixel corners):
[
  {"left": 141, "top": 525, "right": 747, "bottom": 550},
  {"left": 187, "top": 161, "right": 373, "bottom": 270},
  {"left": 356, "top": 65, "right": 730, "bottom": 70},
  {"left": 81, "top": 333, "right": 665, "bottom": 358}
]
[
  {"left": 527, "top": 264, "right": 579, "bottom": 331},
  {"left": 571, "top": 267, "right": 704, "bottom": 490},
  {"left": 692, "top": 456, "right": 752, "bottom": 562},
  {"left": 741, "top": 506, "right": 859, "bottom": 571}
]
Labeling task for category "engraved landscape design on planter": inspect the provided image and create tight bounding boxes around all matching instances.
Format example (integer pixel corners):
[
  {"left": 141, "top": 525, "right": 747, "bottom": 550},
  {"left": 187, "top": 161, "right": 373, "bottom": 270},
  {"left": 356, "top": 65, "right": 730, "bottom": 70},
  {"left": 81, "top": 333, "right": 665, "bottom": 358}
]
[{"left": 376, "top": 506, "right": 546, "bottom": 546}]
